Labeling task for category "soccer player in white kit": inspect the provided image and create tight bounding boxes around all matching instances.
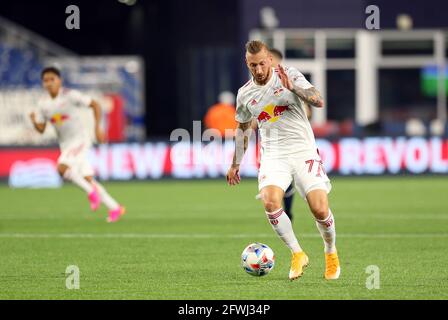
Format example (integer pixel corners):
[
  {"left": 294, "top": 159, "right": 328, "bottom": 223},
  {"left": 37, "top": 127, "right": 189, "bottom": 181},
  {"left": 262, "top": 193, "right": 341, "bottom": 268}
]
[
  {"left": 227, "top": 41, "right": 340, "bottom": 280},
  {"left": 29, "top": 67, "right": 125, "bottom": 223}
]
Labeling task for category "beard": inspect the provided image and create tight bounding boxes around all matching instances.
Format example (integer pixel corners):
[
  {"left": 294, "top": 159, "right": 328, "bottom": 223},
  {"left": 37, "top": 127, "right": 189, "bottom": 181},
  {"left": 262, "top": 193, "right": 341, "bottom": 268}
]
[
  {"left": 256, "top": 74, "right": 265, "bottom": 81},
  {"left": 253, "top": 68, "right": 271, "bottom": 85}
]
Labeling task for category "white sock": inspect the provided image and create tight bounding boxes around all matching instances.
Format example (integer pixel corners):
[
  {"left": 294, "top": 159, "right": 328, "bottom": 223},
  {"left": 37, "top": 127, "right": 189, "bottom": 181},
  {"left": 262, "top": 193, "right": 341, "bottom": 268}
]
[
  {"left": 315, "top": 209, "right": 337, "bottom": 254},
  {"left": 266, "top": 208, "right": 302, "bottom": 253},
  {"left": 94, "top": 181, "right": 119, "bottom": 211},
  {"left": 63, "top": 168, "right": 93, "bottom": 194}
]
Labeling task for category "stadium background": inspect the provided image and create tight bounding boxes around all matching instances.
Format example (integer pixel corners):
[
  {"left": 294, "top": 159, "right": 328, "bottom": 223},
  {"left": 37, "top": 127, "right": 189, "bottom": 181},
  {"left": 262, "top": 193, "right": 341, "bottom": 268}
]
[
  {"left": 0, "top": 0, "right": 447, "bottom": 300},
  {"left": 1, "top": 0, "right": 447, "bottom": 185}
]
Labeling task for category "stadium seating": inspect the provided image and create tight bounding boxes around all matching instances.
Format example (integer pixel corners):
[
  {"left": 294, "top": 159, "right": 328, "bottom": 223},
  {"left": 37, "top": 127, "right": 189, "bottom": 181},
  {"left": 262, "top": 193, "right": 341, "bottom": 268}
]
[{"left": 0, "top": 44, "right": 43, "bottom": 87}]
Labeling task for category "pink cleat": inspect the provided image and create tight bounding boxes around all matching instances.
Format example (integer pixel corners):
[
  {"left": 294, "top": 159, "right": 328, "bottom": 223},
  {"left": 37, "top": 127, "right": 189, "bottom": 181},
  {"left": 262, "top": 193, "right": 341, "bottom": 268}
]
[
  {"left": 107, "top": 206, "right": 126, "bottom": 223},
  {"left": 88, "top": 187, "right": 101, "bottom": 211}
]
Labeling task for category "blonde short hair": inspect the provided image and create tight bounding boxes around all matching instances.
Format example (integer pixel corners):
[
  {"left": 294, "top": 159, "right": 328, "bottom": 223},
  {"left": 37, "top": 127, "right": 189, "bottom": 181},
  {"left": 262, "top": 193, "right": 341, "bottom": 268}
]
[{"left": 245, "top": 40, "right": 269, "bottom": 54}]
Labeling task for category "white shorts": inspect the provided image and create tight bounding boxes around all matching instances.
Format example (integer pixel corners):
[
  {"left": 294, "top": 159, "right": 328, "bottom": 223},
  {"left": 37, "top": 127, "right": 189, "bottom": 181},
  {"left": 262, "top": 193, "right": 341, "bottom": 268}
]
[
  {"left": 58, "top": 141, "right": 94, "bottom": 177},
  {"left": 258, "top": 153, "right": 332, "bottom": 199}
]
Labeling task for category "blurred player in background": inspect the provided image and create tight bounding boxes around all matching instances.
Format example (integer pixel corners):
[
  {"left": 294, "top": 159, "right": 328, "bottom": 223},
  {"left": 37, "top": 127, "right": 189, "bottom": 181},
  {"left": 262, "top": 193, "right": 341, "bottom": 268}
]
[
  {"left": 272, "top": 48, "right": 311, "bottom": 222},
  {"left": 227, "top": 40, "right": 340, "bottom": 281},
  {"left": 29, "top": 67, "right": 126, "bottom": 223},
  {"left": 253, "top": 48, "right": 313, "bottom": 222},
  {"left": 270, "top": 48, "right": 312, "bottom": 120}
]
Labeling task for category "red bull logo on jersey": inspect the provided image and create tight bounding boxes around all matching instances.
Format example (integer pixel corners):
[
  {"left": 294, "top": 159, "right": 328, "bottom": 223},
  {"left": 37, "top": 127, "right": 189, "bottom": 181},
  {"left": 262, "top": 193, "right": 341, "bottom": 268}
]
[
  {"left": 257, "top": 104, "right": 289, "bottom": 123},
  {"left": 50, "top": 113, "right": 69, "bottom": 126}
]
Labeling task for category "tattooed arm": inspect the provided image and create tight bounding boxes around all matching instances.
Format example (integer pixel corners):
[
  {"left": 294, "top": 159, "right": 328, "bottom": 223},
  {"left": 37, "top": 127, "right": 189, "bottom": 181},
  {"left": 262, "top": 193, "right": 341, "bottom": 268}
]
[
  {"left": 291, "top": 86, "right": 324, "bottom": 108},
  {"left": 277, "top": 65, "right": 324, "bottom": 108},
  {"left": 226, "top": 121, "right": 252, "bottom": 185}
]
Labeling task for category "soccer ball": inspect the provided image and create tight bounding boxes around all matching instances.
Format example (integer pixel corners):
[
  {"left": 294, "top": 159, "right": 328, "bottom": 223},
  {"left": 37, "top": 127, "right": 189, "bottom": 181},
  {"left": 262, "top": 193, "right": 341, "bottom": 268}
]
[{"left": 241, "top": 242, "right": 275, "bottom": 276}]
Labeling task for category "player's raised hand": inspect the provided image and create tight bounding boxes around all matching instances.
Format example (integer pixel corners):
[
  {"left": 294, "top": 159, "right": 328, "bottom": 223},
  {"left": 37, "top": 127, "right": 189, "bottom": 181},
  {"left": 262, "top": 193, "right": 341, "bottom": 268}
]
[
  {"left": 277, "top": 65, "right": 293, "bottom": 91},
  {"left": 226, "top": 166, "right": 241, "bottom": 186},
  {"left": 29, "top": 111, "right": 47, "bottom": 133}
]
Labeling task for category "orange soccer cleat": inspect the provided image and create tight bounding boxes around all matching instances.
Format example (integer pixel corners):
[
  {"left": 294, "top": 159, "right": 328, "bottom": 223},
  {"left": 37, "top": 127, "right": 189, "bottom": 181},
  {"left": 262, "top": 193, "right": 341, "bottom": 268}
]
[
  {"left": 289, "top": 251, "right": 309, "bottom": 280},
  {"left": 324, "top": 251, "right": 341, "bottom": 280}
]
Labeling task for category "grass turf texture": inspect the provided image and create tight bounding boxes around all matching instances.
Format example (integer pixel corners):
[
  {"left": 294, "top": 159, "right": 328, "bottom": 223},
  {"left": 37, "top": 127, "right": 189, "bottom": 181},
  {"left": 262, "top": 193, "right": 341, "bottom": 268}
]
[{"left": 0, "top": 177, "right": 447, "bottom": 299}]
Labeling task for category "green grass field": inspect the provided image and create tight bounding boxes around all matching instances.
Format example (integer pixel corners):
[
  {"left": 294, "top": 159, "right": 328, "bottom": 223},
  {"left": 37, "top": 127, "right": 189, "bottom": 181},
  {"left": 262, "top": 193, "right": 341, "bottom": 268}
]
[{"left": 0, "top": 177, "right": 447, "bottom": 300}]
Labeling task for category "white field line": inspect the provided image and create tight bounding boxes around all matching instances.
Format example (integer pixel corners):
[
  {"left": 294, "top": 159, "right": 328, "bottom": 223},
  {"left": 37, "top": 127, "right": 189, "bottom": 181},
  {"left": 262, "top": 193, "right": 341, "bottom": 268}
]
[
  {"left": 1, "top": 214, "right": 448, "bottom": 220},
  {"left": 0, "top": 233, "right": 447, "bottom": 239}
]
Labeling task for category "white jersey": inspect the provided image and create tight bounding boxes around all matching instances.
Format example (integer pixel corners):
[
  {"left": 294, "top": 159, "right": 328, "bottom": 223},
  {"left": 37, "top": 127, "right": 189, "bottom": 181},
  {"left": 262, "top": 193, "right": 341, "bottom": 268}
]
[
  {"left": 36, "top": 88, "right": 93, "bottom": 149},
  {"left": 236, "top": 66, "right": 317, "bottom": 159}
]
